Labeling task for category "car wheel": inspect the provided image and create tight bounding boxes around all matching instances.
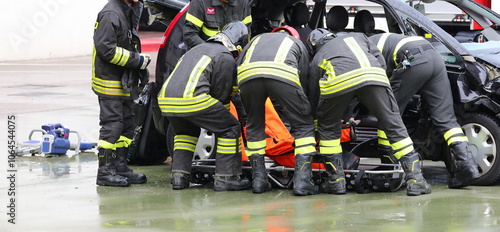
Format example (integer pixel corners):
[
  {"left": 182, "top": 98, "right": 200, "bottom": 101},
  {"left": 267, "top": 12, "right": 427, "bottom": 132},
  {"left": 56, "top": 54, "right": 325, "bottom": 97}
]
[
  {"left": 166, "top": 125, "right": 216, "bottom": 160},
  {"left": 448, "top": 112, "right": 500, "bottom": 185}
]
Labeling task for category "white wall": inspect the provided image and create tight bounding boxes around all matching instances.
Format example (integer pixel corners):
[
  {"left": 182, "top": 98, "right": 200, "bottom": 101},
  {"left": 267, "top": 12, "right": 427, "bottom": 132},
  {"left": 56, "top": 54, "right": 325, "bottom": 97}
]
[{"left": 1, "top": 0, "right": 108, "bottom": 62}]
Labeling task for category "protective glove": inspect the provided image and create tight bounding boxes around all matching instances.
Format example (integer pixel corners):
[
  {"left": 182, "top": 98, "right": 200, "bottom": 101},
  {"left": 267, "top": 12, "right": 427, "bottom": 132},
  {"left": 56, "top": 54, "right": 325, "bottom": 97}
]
[{"left": 138, "top": 53, "right": 151, "bottom": 70}]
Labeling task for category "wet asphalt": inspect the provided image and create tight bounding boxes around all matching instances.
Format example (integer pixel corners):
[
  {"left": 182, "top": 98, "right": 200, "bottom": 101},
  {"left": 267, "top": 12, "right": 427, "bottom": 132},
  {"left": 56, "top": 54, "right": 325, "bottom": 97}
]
[{"left": 1, "top": 53, "right": 500, "bottom": 232}]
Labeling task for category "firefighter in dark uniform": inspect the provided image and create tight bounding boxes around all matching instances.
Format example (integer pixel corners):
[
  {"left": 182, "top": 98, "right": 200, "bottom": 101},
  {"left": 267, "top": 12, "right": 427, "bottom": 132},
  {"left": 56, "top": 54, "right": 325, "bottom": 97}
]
[
  {"left": 307, "top": 29, "right": 431, "bottom": 196},
  {"left": 236, "top": 30, "right": 318, "bottom": 196},
  {"left": 370, "top": 33, "right": 480, "bottom": 188},
  {"left": 92, "top": 0, "right": 149, "bottom": 187},
  {"left": 184, "top": 0, "right": 252, "bottom": 49},
  {"left": 158, "top": 22, "right": 251, "bottom": 191}
]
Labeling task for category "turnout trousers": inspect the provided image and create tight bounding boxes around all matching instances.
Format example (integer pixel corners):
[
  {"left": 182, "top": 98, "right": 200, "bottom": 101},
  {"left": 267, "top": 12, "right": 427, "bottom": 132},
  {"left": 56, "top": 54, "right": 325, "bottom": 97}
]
[{"left": 98, "top": 96, "right": 135, "bottom": 149}]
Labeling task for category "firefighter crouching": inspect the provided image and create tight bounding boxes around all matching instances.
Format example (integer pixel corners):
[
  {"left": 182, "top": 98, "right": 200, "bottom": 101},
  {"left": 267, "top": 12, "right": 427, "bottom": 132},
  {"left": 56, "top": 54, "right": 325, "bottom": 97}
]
[
  {"left": 236, "top": 29, "right": 318, "bottom": 196},
  {"left": 370, "top": 33, "right": 480, "bottom": 188},
  {"left": 307, "top": 29, "right": 431, "bottom": 196},
  {"left": 158, "top": 22, "right": 251, "bottom": 191},
  {"left": 92, "top": 0, "right": 149, "bottom": 187}
]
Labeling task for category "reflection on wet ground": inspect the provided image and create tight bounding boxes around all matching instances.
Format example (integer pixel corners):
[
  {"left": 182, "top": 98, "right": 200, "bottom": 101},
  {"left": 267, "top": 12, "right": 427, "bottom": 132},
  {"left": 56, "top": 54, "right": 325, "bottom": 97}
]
[{"left": 4, "top": 153, "right": 500, "bottom": 231}]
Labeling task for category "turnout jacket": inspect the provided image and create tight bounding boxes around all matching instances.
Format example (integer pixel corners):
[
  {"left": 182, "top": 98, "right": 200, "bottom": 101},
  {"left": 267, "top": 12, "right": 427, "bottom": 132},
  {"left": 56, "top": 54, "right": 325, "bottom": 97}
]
[
  {"left": 236, "top": 33, "right": 310, "bottom": 90},
  {"left": 370, "top": 33, "right": 430, "bottom": 77},
  {"left": 184, "top": 0, "right": 252, "bottom": 49},
  {"left": 92, "top": 0, "right": 144, "bottom": 99},
  {"left": 308, "top": 33, "right": 388, "bottom": 108},
  {"left": 158, "top": 42, "right": 237, "bottom": 117}
]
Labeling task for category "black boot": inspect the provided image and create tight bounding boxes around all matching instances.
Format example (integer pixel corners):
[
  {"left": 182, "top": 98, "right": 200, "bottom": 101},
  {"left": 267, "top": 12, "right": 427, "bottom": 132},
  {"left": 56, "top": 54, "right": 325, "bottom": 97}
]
[
  {"left": 399, "top": 151, "right": 431, "bottom": 196},
  {"left": 379, "top": 145, "right": 399, "bottom": 165},
  {"left": 171, "top": 171, "right": 190, "bottom": 190},
  {"left": 321, "top": 153, "right": 346, "bottom": 194},
  {"left": 214, "top": 151, "right": 251, "bottom": 191},
  {"left": 115, "top": 147, "right": 147, "bottom": 184},
  {"left": 96, "top": 148, "right": 130, "bottom": 187},
  {"left": 293, "top": 154, "right": 319, "bottom": 196},
  {"left": 448, "top": 142, "right": 481, "bottom": 188},
  {"left": 250, "top": 154, "right": 272, "bottom": 193}
]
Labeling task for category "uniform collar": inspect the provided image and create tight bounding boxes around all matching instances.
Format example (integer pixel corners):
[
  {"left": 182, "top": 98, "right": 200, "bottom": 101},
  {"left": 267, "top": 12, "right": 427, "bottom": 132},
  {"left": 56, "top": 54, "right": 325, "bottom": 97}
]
[{"left": 212, "top": 0, "right": 237, "bottom": 7}]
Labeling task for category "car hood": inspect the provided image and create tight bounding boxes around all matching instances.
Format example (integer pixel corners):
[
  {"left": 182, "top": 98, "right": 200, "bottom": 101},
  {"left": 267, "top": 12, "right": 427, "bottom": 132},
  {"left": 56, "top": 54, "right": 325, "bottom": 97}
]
[{"left": 463, "top": 41, "right": 500, "bottom": 68}]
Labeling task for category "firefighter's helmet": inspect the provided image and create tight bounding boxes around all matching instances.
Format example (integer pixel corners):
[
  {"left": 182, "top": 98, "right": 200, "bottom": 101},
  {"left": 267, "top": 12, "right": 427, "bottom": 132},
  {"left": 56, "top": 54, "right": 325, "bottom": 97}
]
[
  {"left": 208, "top": 21, "right": 249, "bottom": 55},
  {"left": 271, "top": 26, "right": 300, "bottom": 40},
  {"left": 306, "top": 28, "right": 335, "bottom": 57}
]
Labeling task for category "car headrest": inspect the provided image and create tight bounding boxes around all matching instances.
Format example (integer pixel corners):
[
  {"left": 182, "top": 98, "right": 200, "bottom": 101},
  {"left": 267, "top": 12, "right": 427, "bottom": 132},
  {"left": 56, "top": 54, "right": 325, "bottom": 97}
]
[
  {"left": 289, "top": 3, "right": 310, "bottom": 26},
  {"left": 354, "top": 10, "right": 375, "bottom": 34},
  {"left": 327, "top": 6, "right": 349, "bottom": 31}
]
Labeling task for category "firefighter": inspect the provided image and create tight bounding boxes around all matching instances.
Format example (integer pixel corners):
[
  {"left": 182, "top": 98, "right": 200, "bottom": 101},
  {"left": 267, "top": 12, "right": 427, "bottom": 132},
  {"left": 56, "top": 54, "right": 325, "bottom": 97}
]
[
  {"left": 92, "top": 0, "right": 149, "bottom": 187},
  {"left": 158, "top": 21, "right": 251, "bottom": 191},
  {"left": 236, "top": 29, "right": 318, "bottom": 196},
  {"left": 369, "top": 33, "right": 480, "bottom": 188},
  {"left": 307, "top": 29, "right": 431, "bottom": 196},
  {"left": 184, "top": 0, "right": 252, "bottom": 49}
]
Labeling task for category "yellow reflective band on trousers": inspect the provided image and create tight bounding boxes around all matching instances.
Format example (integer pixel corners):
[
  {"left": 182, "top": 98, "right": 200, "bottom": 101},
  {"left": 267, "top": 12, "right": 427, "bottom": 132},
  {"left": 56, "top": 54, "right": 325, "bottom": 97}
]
[
  {"left": 242, "top": 15, "right": 252, "bottom": 25},
  {"left": 158, "top": 94, "right": 219, "bottom": 114},
  {"left": 99, "top": 140, "right": 116, "bottom": 150},
  {"left": 217, "top": 138, "right": 237, "bottom": 154},
  {"left": 185, "top": 13, "right": 204, "bottom": 27},
  {"left": 246, "top": 140, "right": 266, "bottom": 156},
  {"left": 110, "top": 47, "right": 131, "bottom": 67},
  {"left": 378, "top": 130, "right": 391, "bottom": 146},
  {"left": 393, "top": 36, "right": 426, "bottom": 65},
  {"left": 319, "top": 67, "right": 388, "bottom": 96},
  {"left": 115, "top": 136, "right": 132, "bottom": 148},
  {"left": 184, "top": 55, "right": 212, "bottom": 98},
  {"left": 174, "top": 135, "right": 198, "bottom": 152},
  {"left": 295, "top": 137, "right": 316, "bottom": 155},
  {"left": 238, "top": 62, "right": 300, "bottom": 86},
  {"left": 391, "top": 137, "right": 414, "bottom": 159},
  {"left": 444, "top": 128, "right": 469, "bottom": 145},
  {"left": 319, "top": 139, "right": 342, "bottom": 155}
]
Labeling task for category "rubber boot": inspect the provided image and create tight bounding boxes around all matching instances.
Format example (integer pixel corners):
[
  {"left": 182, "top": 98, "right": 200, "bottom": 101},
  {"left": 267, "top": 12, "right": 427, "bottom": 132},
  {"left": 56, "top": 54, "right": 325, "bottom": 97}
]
[
  {"left": 293, "top": 154, "right": 319, "bottom": 196},
  {"left": 214, "top": 152, "right": 251, "bottom": 191},
  {"left": 399, "top": 151, "right": 432, "bottom": 196},
  {"left": 321, "top": 153, "right": 346, "bottom": 194},
  {"left": 96, "top": 148, "right": 130, "bottom": 187},
  {"left": 115, "top": 147, "right": 147, "bottom": 184},
  {"left": 171, "top": 171, "right": 190, "bottom": 190},
  {"left": 170, "top": 149, "right": 195, "bottom": 188},
  {"left": 448, "top": 142, "right": 481, "bottom": 188},
  {"left": 250, "top": 154, "right": 272, "bottom": 193}
]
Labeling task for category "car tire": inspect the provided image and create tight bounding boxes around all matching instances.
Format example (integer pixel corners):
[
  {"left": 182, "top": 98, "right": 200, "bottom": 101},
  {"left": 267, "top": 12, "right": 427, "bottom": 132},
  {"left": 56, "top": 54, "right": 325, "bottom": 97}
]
[
  {"left": 445, "top": 112, "right": 500, "bottom": 185},
  {"left": 166, "top": 125, "right": 217, "bottom": 160}
]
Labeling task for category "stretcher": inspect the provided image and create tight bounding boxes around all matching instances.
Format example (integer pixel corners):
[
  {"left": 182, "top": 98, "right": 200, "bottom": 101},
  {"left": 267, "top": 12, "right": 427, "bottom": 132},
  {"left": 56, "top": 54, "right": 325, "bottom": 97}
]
[{"left": 190, "top": 99, "right": 405, "bottom": 193}]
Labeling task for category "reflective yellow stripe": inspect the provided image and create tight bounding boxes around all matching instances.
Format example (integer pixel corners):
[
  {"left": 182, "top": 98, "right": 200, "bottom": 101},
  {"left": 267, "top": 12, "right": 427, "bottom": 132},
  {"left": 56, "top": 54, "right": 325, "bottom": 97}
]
[
  {"left": 295, "top": 145, "right": 316, "bottom": 155},
  {"left": 159, "top": 56, "right": 184, "bottom": 98},
  {"left": 391, "top": 137, "right": 413, "bottom": 151},
  {"left": 444, "top": 128, "right": 465, "bottom": 141},
  {"left": 393, "top": 36, "right": 426, "bottom": 65},
  {"left": 376, "top": 33, "right": 391, "bottom": 53},
  {"left": 242, "top": 15, "right": 252, "bottom": 25},
  {"left": 99, "top": 140, "right": 116, "bottom": 150},
  {"left": 394, "top": 146, "right": 415, "bottom": 159},
  {"left": 202, "top": 25, "right": 219, "bottom": 37},
  {"left": 110, "top": 47, "right": 123, "bottom": 64},
  {"left": 319, "top": 59, "right": 336, "bottom": 81},
  {"left": 295, "top": 137, "right": 316, "bottom": 147},
  {"left": 247, "top": 140, "right": 267, "bottom": 150},
  {"left": 186, "top": 13, "right": 203, "bottom": 27},
  {"left": 92, "top": 77, "right": 129, "bottom": 96},
  {"left": 314, "top": 119, "right": 318, "bottom": 132},
  {"left": 174, "top": 135, "right": 198, "bottom": 151},
  {"left": 319, "top": 67, "right": 388, "bottom": 96},
  {"left": 377, "top": 130, "right": 388, "bottom": 139},
  {"left": 242, "top": 36, "right": 261, "bottom": 65},
  {"left": 115, "top": 136, "right": 132, "bottom": 148},
  {"left": 319, "top": 139, "right": 342, "bottom": 155},
  {"left": 344, "top": 37, "right": 371, "bottom": 68},
  {"left": 184, "top": 55, "right": 212, "bottom": 98},
  {"left": 274, "top": 37, "right": 294, "bottom": 63},
  {"left": 378, "top": 138, "right": 391, "bottom": 146},
  {"left": 158, "top": 94, "right": 219, "bottom": 114},
  {"left": 94, "top": 22, "right": 99, "bottom": 29},
  {"left": 238, "top": 62, "right": 299, "bottom": 86},
  {"left": 447, "top": 136, "right": 469, "bottom": 146},
  {"left": 117, "top": 49, "right": 130, "bottom": 67},
  {"left": 217, "top": 138, "right": 237, "bottom": 154}
]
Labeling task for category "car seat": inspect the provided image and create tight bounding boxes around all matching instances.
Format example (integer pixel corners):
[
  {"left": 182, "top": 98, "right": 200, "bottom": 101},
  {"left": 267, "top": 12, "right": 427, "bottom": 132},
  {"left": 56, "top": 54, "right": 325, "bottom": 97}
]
[
  {"left": 354, "top": 10, "right": 376, "bottom": 36},
  {"left": 326, "top": 6, "right": 349, "bottom": 35},
  {"left": 285, "top": 2, "right": 313, "bottom": 45}
]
